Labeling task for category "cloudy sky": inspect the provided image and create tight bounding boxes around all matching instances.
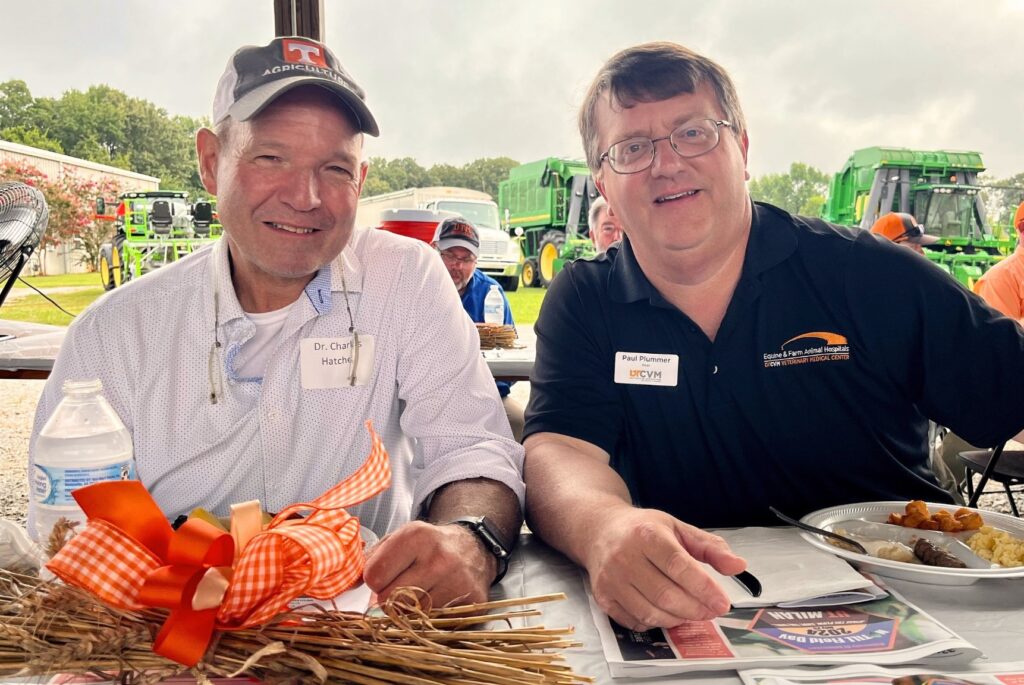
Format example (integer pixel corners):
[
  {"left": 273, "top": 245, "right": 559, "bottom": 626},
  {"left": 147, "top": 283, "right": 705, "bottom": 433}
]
[{"left": 3, "top": 0, "right": 1023, "bottom": 179}]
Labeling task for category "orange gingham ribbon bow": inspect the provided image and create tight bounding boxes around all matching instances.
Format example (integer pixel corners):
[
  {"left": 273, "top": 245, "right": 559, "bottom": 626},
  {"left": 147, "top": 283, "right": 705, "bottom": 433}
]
[{"left": 46, "top": 421, "right": 391, "bottom": 667}]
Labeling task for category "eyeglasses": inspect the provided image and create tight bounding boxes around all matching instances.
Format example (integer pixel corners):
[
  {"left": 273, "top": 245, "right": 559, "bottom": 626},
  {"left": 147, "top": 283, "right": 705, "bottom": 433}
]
[
  {"left": 439, "top": 250, "right": 477, "bottom": 265},
  {"left": 599, "top": 118, "right": 732, "bottom": 174}
]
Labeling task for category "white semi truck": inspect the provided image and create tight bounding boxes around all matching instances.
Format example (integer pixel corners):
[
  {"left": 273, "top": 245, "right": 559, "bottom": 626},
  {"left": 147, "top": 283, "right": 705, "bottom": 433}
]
[{"left": 356, "top": 186, "right": 522, "bottom": 291}]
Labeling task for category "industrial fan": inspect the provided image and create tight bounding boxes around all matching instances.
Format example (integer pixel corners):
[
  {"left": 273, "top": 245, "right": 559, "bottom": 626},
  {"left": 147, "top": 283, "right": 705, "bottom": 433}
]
[{"left": 0, "top": 182, "right": 50, "bottom": 341}]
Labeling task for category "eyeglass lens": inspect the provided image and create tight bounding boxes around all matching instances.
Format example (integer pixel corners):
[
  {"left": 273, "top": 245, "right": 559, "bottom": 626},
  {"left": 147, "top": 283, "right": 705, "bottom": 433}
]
[
  {"left": 440, "top": 251, "right": 476, "bottom": 265},
  {"left": 606, "top": 119, "right": 727, "bottom": 174}
]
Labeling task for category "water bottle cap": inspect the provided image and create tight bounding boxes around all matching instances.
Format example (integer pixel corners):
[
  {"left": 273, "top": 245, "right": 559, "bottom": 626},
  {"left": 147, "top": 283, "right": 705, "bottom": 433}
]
[{"left": 62, "top": 379, "right": 103, "bottom": 396}]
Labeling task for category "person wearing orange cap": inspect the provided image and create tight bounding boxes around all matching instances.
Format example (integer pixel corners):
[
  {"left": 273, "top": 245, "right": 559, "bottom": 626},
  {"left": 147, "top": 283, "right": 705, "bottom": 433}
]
[
  {"left": 974, "top": 201, "right": 1024, "bottom": 322},
  {"left": 870, "top": 212, "right": 939, "bottom": 255}
]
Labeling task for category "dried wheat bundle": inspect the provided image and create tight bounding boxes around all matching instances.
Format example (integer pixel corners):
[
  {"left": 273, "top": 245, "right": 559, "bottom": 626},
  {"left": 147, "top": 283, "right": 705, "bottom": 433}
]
[
  {"left": 476, "top": 323, "right": 518, "bottom": 350},
  {"left": 0, "top": 570, "right": 589, "bottom": 684}
]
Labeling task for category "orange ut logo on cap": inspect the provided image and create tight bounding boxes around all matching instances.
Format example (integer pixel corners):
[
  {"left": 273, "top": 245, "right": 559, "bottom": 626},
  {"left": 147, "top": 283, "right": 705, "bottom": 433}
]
[
  {"left": 449, "top": 223, "right": 474, "bottom": 239},
  {"left": 282, "top": 39, "right": 327, "bottom": 67}
]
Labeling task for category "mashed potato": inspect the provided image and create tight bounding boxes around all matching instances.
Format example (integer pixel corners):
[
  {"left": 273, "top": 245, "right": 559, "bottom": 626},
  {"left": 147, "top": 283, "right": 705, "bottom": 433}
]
[{"left": 967, "top": 526, "right": 1024, "bottom": 568}]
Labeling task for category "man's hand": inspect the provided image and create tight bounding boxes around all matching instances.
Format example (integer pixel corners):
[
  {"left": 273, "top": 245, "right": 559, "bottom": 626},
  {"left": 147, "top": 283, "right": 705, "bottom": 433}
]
[
  {"left": 584, "top": 505, "right": 746, "bottom": 631},
  {"left": 363, "top": 520, "right": 496, "bottom": 606}
]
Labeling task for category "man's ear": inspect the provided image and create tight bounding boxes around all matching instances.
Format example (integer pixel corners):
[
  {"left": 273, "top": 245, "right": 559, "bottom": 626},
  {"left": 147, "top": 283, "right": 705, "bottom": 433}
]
[
  {"left": 357, "top": 161, "right": 369, "bottom": 195},
  {"left": 196, "top": 128, "right": 221, "bottom": 196},
  {"left": 740, "top": 130, "right": 751, "bottom": 181}
]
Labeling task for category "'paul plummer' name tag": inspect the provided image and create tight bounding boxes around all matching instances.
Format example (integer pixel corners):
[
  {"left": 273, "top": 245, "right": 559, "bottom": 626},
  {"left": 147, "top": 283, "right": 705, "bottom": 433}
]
[{"left": 614, "top": 351, "right": 679, "bottom": 387}]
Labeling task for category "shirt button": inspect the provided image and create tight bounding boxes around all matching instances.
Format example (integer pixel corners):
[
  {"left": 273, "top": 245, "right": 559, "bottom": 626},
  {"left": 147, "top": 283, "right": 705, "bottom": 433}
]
[
  {"left": 268, "top": 409, "right": 281, "bottom": 422},
  {"left": 712, "top": 365, "right": 719, "bottom": 375}
]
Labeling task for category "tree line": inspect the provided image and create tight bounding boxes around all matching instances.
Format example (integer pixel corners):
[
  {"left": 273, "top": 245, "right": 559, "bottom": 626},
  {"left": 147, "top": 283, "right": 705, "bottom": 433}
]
[
  {"left": 1, "top": 79, "right": 520, "bottom": 201},
  {"left": 3, "top": 77, "right": 1023, "bottom": 274}
]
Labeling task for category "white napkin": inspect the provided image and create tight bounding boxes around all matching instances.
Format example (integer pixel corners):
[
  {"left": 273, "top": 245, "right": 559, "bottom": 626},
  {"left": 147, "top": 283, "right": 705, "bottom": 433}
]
[{"left": 708, "top": 527, "right": 882, "bottom": 608}]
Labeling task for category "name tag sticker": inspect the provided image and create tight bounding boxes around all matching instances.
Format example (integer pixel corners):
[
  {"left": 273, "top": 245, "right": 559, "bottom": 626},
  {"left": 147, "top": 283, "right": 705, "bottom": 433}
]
[
  {"left": 300, "top": 335, "right": 375, "bottom": 389},
  {"left": 614, "top": 351, "right": 679, "bottom": 387}
]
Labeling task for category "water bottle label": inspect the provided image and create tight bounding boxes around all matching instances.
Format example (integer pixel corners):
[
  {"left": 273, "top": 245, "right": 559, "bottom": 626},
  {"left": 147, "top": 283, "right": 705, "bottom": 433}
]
[{"left": 32, "top": 461, "right": 136, "bottom": 506}]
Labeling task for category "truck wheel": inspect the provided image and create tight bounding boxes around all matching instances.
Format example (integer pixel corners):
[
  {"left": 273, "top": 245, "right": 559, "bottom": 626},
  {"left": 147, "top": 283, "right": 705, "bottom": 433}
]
[
  {"left": 98, "top": 246, "right": 115, "bottom": 291},
  {"left": 538, "top": 234, "right": 566, "bottom": 286},
  {"left": 497, "top": 275, "right": 519, "bottom": 293},
  {"left": 111, "top": 240, "right": 124, "bottom": 287},
  {"left": 522, "top": 258, "right": 540, "bottom": 287}
]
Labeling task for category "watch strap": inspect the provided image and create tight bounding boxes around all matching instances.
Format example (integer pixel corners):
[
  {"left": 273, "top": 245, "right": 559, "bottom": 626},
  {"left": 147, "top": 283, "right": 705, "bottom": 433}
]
[{"left": 447, "top": 516, "right": 510, "bottom": 585}]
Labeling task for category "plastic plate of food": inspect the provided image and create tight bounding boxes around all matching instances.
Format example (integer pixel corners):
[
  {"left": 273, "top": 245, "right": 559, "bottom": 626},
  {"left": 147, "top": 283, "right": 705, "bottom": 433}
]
[{"left": 798, "top": 500, "right": 1024, "bottom": 585}]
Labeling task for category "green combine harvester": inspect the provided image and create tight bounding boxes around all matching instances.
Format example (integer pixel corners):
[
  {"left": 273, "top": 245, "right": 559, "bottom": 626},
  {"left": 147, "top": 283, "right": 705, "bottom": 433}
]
[
  {"left": 498, "top": 157, "right": 599, "bottom": 287},
  {"left": 821, "top": 147, "right": 1016, "bottom": 288},
  {"left": 97, "top": 191, "right": 221, "bottom": 290}
]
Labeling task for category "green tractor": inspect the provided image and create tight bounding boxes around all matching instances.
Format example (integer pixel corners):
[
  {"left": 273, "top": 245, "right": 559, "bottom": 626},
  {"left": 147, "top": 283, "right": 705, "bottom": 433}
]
[
  {"left": 498, "top": 157, "right": 599, "bottom": 287},
  {"left": 821, "top": 147, "right": 1016, "bottom": 288},
  {"left": 98, "top": 191, "right": 222, "bottom": 290}
]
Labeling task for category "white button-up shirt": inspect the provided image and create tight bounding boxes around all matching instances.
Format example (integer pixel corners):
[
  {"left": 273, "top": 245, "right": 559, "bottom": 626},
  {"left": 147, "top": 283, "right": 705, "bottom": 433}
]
[{"left": 29, "top": 228, "right": 525, "bottom": 537}]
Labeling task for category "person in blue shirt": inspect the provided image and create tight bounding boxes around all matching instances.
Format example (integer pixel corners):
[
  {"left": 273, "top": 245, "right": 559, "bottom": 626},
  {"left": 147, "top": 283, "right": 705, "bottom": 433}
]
[{"left": 432, "top": 216, "right": 524, "bottom": 441}]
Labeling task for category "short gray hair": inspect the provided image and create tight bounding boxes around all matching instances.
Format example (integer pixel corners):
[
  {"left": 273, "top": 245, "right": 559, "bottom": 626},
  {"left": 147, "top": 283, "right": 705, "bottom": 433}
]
[
  {"left": 213, "top": 116, "right": 233, "bottom": 145},
  {"left": 578, "top": 41, "right": 747, "bottom": 173},
  {"left": 588, "top": 195, "right": 608, "bottom": 229}
]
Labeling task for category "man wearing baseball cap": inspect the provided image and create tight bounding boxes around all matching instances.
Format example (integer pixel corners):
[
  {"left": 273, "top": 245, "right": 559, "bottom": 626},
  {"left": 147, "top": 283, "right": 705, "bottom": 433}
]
[
  {"left": 975, "top": 201, "right": 1024, "bottom": 322},
  {"left": 30, "top": 36, "right": 525, "bottom": 607},
  {"left": 870, "top": 212, "right": 939, "bottom": 255},
  {"left": 432, "top": 216, "right": 524, "bottom": 441}
]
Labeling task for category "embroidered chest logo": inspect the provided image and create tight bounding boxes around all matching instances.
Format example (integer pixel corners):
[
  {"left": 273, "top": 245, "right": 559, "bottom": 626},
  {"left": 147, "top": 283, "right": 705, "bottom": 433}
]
[{"left": 763, "top": 331, "right": 851, "bottom": 368}]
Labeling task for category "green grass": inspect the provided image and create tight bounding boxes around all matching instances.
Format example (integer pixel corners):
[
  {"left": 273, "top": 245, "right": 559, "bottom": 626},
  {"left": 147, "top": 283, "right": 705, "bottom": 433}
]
[
  {"left": 506, "top": 286, "right": 546, "bottom": 326},
  {"left": 1, "top": 287, "right": 105, "bottom": 325},
  {"left": 13, "top": 273, "right": 102, "bottom": 289},
  {"left": 2, "top": 276, "right": 550, "bottom": 326}
]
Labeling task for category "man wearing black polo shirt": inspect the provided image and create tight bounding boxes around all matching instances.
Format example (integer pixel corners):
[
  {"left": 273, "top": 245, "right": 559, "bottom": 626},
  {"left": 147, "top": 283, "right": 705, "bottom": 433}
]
[{"left": 522, "top": 42, "right": 1024, "bottom": 633}]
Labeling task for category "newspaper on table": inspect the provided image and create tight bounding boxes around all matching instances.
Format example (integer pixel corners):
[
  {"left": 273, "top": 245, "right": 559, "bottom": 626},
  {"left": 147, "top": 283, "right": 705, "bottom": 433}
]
[
  {"left": 739, "top": 661, "right": 1024, "bottom": 685},
  {"left": 588, "top": 579, "right": 980, "bottom": 678}
]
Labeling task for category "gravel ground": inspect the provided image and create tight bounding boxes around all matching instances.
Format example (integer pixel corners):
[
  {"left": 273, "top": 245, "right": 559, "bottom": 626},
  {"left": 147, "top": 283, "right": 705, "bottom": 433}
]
[
  {"left": 0, "top": 378, "right": 1016, "bottom": 524},
  {"left": 0, "top": 379, "right": 44, "bottom": 525}
]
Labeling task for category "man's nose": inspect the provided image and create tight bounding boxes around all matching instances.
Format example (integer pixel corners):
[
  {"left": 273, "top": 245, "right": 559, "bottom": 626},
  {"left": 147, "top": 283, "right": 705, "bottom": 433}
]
[
  {"left": 649, "top": 137, "right": 690, "bottom": 178},
  {"left": 280, "top": 169, "right": 322, "bottom": 211}
]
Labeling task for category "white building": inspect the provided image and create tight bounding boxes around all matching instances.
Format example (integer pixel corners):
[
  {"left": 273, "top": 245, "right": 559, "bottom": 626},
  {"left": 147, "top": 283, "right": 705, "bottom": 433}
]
[{"left": 0, "top": 140, "right": 160, "bottom": 274}]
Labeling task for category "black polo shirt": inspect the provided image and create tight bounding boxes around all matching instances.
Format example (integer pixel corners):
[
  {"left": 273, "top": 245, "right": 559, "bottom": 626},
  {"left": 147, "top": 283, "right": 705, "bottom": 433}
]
[{"left": 524, "top": 202, "right": 1024, "bottom": 528}]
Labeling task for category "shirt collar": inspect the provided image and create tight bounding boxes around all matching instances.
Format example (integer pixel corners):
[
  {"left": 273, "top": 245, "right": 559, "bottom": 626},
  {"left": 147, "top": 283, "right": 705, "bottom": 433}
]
[
  {"left": 210, "top": 238, "right": 246, "bottom": 327},
  {"left": 210, "top": 237, "right": 362, "bottom": 323},
  {"left": 608, "top": 200, "right": 798, "bottom": 305}
]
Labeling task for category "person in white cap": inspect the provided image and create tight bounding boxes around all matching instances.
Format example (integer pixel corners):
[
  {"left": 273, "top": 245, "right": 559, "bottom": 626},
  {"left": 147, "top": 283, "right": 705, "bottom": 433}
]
[{"left": 30, "top": 36, "right": 524, "bottom": 607}]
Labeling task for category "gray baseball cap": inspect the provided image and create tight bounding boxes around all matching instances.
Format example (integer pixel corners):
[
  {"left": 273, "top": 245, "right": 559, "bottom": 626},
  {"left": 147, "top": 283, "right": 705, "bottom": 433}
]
[
  {"left": 433, "top": 216, "right": 480, "bottom": 256},
  {"left": 212, "top": 36, "right": 379, "bottom": 136}
]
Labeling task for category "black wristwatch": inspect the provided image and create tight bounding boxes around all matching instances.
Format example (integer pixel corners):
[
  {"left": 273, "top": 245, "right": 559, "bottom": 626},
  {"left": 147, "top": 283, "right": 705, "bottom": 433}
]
[{"left": 448, "top": 516, "right": 511, "bottom": 585}]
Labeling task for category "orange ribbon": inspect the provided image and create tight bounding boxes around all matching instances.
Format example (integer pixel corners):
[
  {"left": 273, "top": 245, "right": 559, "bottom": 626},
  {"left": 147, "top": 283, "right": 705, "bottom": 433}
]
[{"left": 46, "top": 421, "right": 391, "bottom": 667}]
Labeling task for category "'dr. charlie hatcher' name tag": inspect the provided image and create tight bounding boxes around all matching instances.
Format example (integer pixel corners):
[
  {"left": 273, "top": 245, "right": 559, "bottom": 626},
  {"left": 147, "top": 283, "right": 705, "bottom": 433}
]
[
  {"left": 613, "top": 351, "right": 679, "bottom": 387},
  {"left": 300, "top": 336, "right": 375, "bottom": 389}
]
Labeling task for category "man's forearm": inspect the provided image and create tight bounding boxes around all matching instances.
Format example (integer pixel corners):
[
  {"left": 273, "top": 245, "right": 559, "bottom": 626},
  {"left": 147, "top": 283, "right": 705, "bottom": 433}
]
[
  {"left": 425, "top": 477, "right": 523, "bottom": 552},
  {"left": 524, "top": 435, "right": 634, "bottom": 569}
]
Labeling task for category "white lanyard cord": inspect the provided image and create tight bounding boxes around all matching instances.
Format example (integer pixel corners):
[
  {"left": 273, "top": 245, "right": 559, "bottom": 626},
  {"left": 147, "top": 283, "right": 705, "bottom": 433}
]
[{"left": 208, "top": 252, "right": 360, "bottom": 401}]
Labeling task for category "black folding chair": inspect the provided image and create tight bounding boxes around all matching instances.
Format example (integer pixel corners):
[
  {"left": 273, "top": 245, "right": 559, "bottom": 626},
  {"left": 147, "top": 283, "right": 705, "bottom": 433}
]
[{"left": 958, "top": 442, "right": 1024, "bottom": 516}]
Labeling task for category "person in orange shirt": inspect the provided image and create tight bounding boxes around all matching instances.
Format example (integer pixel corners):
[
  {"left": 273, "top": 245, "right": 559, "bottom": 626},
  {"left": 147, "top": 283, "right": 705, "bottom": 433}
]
[{"left": 974, "top": 201, "right": 1024, "bottom": 322}]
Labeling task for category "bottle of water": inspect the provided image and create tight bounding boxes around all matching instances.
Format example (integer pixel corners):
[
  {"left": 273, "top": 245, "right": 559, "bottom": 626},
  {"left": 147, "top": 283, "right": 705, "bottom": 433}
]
[
  {"left": 483, "top": 284, "right": 505, "bottom": 324},
  {"left": 31, "top": 379, "right": 135, "bottom": 544}
]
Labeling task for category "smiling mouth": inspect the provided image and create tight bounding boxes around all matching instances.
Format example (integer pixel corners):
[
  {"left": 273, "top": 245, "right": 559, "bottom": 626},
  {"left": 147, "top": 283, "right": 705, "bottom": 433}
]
[
  {"left": 654, "top": 190, "right": 699, "bottom": 204},
  {"left": 267, "top": 222, "right": 316, "bottom": 235}
]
